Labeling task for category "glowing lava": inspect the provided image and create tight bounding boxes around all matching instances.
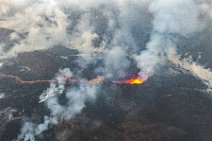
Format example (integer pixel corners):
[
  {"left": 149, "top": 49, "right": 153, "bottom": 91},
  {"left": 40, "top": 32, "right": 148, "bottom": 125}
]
[
  {"left": 124, "top": 77, "right": 144, "bottom": 85},
  {"left": 112, "top": 76, "right": 144, "bottom": 85}
]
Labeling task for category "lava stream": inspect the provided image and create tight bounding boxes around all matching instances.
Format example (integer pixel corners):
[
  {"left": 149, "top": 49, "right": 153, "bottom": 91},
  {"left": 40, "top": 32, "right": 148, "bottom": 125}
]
[{"left": 0, "top": 72, "right": 144, "bottom": 85}]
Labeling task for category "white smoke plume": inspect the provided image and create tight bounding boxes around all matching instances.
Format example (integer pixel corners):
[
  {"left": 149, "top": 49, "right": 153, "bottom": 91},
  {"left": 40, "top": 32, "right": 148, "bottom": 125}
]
[
  {"left": 168, "top": 50, "right": 212, "bottom": 89},
  {"left": 14, "top": 68, "right": 98, "bottom": 141},
  {"left": 46, "top": 80, "right": 97, "bottom": 124},
  {"left": 134, "top": 0, "right": 205, "bottom": 80}
]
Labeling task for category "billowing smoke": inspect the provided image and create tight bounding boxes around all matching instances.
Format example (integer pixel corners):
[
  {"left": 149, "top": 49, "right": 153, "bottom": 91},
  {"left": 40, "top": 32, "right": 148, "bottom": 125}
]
[
  {"left": 45, "top": 72, "right": 97, "bottom": 124},
  {"left": 15, "top": 68, "right": 98, "bottom": 141},
  {"left": 134, "top": 0, "right": 205, "bottom": 80}
]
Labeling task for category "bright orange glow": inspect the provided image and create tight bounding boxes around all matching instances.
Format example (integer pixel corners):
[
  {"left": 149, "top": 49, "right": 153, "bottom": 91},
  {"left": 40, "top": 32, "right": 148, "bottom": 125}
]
[
  {"left": 124, "top": 77, "right": 144, "bottom": 85},
  {"left": 112, "top": 76, "right": 144, "bottom": 85}
]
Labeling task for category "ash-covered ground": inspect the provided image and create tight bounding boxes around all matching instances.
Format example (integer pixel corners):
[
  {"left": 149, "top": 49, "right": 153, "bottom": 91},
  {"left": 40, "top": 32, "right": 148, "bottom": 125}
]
[{"left": 0, "top": 0, "right": 212, "bottom": 141}]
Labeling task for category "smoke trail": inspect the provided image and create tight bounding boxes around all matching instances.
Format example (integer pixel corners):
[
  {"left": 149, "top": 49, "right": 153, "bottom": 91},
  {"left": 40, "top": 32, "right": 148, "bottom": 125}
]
[
  {"left": 15, "top": 68, "right": 98, "bottom": 141},
  {"left": 134, "top": 0, "right": 203, "bottom": 80}
]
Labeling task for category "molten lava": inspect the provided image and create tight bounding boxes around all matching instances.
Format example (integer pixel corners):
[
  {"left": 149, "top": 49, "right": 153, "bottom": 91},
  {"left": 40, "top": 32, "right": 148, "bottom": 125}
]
[
  {"left": 124, "top": 77, "right": 144, "bottom": 85},
  {"left": 112, "top": 76, "right": 144, "bottom": 85}
]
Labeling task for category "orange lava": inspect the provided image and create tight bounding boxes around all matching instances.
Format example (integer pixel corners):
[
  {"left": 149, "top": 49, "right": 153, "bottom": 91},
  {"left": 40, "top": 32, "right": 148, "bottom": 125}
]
[
  {"left": 112, "top": 76, "right": 144, "bottom": 85},
  {"left": 124, "top": 77, "right": 144, "bottom": 85}
]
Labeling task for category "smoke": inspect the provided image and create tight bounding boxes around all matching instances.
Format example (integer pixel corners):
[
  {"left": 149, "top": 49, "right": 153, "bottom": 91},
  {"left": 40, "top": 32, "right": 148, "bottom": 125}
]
[
  {"left": 134, "top": 0, "right": 205, "bottom": 80},
  {"left": 39, "top": 68, "right": 73, "bottom": 102},
  {"left": 0, "top": 0, "right": 69, "bottom": 58},
  {"left": 168, "top": 50, "right": 212, "bottom": 89},
  {"left": 0, "top": 0, "right": 142, "bottom": 80},
  {"left": 197, "top": 0, "right": 212, "bottom": 19},
  {"left": 103, "top": 47, "right": 131, "bottom": 78},
  {"left": 0, "top": 0, "right": 101, "bottom": 58},
  {"left": 15, "top": 68, "right": 98, "bottom": 141},
  {"left": 15, "top": 122, "right": 36, "bottom": 141},
  {"left": 0, "top": 0, "right": 211, "bottom": 77},
  {"left": 46, "top": 80, "right": 97, "bottom": 124}
]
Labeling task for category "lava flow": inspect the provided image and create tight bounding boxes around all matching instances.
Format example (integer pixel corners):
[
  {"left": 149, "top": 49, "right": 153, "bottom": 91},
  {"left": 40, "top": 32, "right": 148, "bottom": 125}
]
[{"left": 0, "top": 72, "right": 144, "bottom": 85}]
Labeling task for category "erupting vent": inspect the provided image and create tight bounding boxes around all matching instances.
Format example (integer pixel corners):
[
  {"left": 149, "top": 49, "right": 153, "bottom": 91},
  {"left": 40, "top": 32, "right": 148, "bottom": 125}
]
[{"left": 112, "top": 76, "right": 144, "bottom": 85}]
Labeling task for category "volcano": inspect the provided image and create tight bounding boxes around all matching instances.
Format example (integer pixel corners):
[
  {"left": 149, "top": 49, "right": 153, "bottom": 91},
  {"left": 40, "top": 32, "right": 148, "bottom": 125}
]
[{"left": 0, "top": 1, "right": 212, "bottom": 141}]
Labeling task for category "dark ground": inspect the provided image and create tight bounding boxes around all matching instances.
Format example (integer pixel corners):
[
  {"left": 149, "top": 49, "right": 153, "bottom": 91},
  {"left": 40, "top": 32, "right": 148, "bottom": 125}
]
[{"left": 0, "top": 47, "right": 212, "bottom": 141}]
